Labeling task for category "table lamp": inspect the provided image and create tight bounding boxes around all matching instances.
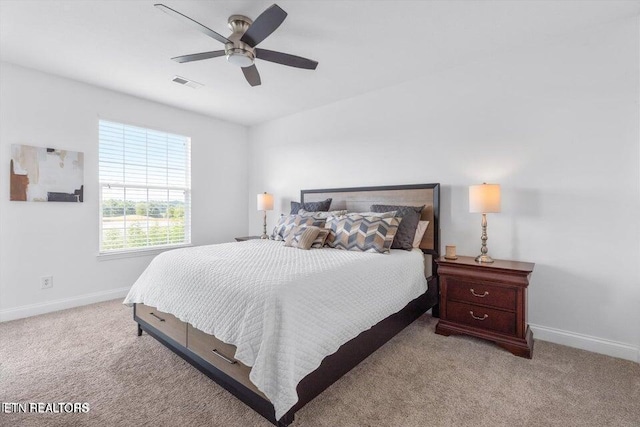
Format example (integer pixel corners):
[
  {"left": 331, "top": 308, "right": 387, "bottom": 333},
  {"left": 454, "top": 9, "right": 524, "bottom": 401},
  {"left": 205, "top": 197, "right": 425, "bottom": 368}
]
[
  {"left": 257, "top": 192, "right": 274, "bottom": 239},
  {"left": 469, "top": 183, "right": 501, "bottom": 263}
]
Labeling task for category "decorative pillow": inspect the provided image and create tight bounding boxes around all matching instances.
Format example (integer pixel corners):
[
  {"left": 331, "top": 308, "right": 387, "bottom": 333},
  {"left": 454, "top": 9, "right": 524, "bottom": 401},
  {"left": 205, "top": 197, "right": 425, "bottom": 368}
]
[
  {"left": 290, "top": 198, "right": 332, "bottom": 214},
  {"left": 284, "top": 226, "right": 322, "bottom": 250},
  {"left": 310, "top": 228, "right": 330, "bottom": 248},
  {"left": 270, "top": 215, "right": 296, "bottom": 241},
  {"left": 352, "top": 211, "right": 396, "bottom": 218},
  {"left": 273, "top": 214, "right": 326, "bottom": 241},
  {"left": 297, "top": 215, "right": 325, "bottom": 229},
  {"left": 325, "top": 214, "right": 401, "bottom": 254},
  {"left": 412, "top": 220, "right": 430, "bottom": 248},
  {"left": 298, "top": 208, "right": 348, "bottom": 219},
  {"left": 370, "top": 204, "right": 424, "bottom": 250}
]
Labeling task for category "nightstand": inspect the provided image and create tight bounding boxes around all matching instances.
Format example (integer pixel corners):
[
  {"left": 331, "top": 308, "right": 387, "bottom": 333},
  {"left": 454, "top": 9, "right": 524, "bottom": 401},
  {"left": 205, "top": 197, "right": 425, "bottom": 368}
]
[
  {"left": 234, "top": 236, "right": 262, "bottom": 242},
  {"left": 435, "top": 256, "right": 535, "bottom": 358}
]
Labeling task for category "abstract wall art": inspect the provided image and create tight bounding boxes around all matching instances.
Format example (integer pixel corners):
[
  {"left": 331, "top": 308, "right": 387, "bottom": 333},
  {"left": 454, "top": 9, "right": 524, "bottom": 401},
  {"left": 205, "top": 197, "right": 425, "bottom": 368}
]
[{"left": 10, "top": 144, "right": 84, "bottom": 202}]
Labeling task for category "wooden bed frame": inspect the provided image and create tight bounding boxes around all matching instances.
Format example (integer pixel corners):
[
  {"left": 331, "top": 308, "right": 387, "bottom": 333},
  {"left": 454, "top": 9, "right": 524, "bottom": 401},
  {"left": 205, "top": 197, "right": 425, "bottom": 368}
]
[{"left": 133, "top": 183, "right": 440, "bottom": 426}]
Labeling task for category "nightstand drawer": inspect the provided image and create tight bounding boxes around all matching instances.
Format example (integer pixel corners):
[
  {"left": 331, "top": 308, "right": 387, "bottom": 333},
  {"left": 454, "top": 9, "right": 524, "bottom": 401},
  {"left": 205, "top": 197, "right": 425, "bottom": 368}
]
[
  {"left": 136, "top": 304, "right": 187, "bottom": 347},
  {"left": 446, "top": 278, "right": 516, "bottom": 311},
  {"left": 447, "top": 301, "right": 516, "bottom": 335}
]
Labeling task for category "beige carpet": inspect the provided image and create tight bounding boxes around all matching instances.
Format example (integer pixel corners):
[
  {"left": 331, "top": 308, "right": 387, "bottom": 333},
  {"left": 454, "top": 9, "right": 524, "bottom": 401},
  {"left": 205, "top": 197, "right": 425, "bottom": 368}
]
[{"left": 0, "top": 300, "right": 638, "bottom": 427}]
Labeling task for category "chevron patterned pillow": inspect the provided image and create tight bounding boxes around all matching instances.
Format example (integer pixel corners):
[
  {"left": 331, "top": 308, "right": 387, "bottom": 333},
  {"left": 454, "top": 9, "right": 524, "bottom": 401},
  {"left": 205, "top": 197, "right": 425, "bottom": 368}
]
[
  {"left": 325, "top": 214, "right": 402, "bottom": 254},
  {"left": 271, "top": 215, "right": 294, "bottom": 241},
  {"left": 370, "top": 204, "right": 424, "bottom": 250},
  {"left": 271, "top": 214, "right": 326, "bottom": 241}
]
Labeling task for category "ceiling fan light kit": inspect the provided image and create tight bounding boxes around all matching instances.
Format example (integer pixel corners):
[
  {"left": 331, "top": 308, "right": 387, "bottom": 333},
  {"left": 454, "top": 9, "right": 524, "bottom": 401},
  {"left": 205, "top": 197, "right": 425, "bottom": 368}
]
[
  {"left": 225, "top": 15, "right": 255, "bottom": 67},
  {"left": 155, "top": 3, "right": 318, "bottom": 87},
  {"left": 226, "top": 48, "right": 254, "bottom": 67}
]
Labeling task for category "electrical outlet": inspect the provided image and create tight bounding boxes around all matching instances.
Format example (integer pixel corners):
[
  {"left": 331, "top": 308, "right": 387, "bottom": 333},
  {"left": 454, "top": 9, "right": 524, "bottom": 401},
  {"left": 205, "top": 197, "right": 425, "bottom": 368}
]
[{"left": 41, "top": 276, "right": 53, "bottom": 290}]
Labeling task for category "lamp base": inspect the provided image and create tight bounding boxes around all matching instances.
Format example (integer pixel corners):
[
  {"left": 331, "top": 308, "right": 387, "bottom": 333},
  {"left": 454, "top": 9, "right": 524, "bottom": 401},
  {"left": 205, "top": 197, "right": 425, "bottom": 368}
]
[
  {"left": 261, "top": 210, "right": 268, "bottom": 240},
  {"left": 475, "top": 254, "right": 495, "bottom": 263}
]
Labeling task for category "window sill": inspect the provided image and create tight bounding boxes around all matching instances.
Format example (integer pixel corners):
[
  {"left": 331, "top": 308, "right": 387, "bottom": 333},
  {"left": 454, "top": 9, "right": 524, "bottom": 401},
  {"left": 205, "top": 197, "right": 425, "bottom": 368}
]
[{"left": 97, "top": 244, "right": 193, "bottom": 261}]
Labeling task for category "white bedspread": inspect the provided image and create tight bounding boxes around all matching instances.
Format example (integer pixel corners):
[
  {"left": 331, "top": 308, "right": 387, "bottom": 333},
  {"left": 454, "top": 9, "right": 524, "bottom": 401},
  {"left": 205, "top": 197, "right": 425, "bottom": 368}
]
[{"left": 123, "top": 240, "right": 427, "bottom": 419}]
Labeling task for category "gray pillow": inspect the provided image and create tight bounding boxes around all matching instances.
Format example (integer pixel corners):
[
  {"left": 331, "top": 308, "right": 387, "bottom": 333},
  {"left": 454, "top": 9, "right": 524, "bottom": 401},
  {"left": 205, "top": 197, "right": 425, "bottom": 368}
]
[
  {"left": 370, "top": 204, "right": 424, "bottom": 250},
  {"left": 290, "top": 198, "right": 332, "bottom": 214}
]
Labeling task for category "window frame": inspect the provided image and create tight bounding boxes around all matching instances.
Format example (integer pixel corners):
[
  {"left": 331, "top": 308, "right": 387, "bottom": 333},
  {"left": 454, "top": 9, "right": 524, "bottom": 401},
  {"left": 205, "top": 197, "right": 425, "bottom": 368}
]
[{"left": 97, "top": 119, "right": 192, "bottom": 257}]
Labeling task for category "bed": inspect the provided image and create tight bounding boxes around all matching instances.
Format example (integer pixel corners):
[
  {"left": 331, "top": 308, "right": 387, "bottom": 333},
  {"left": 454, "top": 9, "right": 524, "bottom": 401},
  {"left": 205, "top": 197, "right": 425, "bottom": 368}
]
[{"left": 125, "top": 183, "right": 440, "bottom": 426}]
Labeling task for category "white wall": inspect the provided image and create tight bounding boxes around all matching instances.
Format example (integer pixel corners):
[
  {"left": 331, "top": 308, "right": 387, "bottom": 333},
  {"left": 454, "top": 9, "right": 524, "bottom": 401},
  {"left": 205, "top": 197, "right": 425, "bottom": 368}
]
[
  {"left": 248, "top": 18, "right": 640, "bottom": 361},
  {"left": 0, "top": 62, "right": 249, "bottom": 320}
]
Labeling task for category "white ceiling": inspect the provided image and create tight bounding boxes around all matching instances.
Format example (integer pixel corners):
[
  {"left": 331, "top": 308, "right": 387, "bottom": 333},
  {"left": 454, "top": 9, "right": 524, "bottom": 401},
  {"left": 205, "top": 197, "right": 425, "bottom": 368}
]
[{"left": 1, "top": 0, "right": 639, "bottom": 126}]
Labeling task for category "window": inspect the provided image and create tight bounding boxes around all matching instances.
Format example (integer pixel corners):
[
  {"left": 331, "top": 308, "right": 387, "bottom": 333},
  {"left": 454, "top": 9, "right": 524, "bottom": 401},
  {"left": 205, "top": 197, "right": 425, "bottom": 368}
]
[{"left": 98, "top": 120, "right": 191, "bottom": 253}]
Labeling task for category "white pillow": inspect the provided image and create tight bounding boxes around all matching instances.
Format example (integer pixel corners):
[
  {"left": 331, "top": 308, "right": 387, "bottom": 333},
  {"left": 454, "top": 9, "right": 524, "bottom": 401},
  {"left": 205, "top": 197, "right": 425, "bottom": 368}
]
[
  {"left": 412, "top": 220, "right": 430, "bottom": 248},
  {"left": 298, "top": 208, "right": 348, "bottom": 219},
  {"left": 352, "top": 211, "right": 397, "bottom": 218}
]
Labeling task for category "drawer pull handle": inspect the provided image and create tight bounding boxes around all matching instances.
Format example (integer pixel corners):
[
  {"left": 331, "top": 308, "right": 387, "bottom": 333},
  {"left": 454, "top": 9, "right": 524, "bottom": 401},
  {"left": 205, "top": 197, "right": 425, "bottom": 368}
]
[
  {"left": 212, "top": 349, "right": 237, "bottom": 365},
  {"left": 470, "top": 289, "right": 489, "bottom": 298},
  {"left": 149, "top": 312, "right": 165, "bottom": 322},
  {"left": 469, "top": 311, "right": 488, "bottom": 321}
]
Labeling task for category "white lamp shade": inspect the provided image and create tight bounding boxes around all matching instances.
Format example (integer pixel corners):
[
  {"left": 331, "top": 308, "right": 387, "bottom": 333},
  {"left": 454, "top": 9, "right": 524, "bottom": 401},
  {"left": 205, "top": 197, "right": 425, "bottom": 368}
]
[
  {"left": 469, "top": 184, "right": 501, "bottom": 213},
  {"left": 257, "top": 193, "right": 274, "bottom": 211}
]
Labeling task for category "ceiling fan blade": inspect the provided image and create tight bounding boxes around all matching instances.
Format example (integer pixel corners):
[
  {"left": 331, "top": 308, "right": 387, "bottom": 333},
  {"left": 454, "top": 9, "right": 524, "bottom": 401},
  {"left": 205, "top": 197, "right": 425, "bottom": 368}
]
[
  {"left": 255, "top": 49, "right": 318, "bottom": 70},
  {"left": 240, "top": 4, "right": 287, "bottom": 47},
  {"left": 171, "top": 50, "right": 226, "bottom": 63},
  {"left": 242, "top": 65, "right": 261, "bottom": 86},
  {"left": 155, "top": 4, "right": 231, "bottom": 45}
]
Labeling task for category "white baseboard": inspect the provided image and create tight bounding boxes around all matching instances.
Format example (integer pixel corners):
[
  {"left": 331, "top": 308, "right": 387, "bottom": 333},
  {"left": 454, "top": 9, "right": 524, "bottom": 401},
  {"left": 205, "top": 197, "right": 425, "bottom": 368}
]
[
  {"left": 530, "top": 323, "right": 639, "bottom": 363},
  {"left": 0, "top": 286, "right": 130, "bottom": 322},
  {"left": 2, "top": 296, "right": 638, "bottom": 363}
]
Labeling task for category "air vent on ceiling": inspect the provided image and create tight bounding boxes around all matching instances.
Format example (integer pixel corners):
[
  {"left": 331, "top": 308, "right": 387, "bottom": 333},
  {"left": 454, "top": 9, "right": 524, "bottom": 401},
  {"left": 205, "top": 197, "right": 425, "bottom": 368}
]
[{"left": 172, "top": 75, "right": 203, "bottom": 89}]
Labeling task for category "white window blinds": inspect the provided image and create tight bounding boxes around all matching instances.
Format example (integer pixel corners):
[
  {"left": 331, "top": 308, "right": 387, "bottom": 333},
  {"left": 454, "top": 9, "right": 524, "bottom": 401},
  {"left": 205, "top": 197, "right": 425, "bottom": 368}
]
[{"left": 98, "top": 120, "right": 191, "bottom": 253}]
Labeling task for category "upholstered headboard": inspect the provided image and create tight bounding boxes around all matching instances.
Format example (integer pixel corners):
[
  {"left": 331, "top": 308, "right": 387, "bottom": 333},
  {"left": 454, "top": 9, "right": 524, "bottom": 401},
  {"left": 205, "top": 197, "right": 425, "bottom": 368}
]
[{"left": 301, "top": 183, "right": 440, "bottom": 256}]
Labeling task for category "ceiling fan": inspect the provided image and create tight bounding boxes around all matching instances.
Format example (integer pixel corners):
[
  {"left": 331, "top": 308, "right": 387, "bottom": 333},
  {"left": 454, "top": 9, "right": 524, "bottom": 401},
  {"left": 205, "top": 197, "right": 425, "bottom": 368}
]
[{"left": 155, "top": 3, "right": 318, "bottom": 87}]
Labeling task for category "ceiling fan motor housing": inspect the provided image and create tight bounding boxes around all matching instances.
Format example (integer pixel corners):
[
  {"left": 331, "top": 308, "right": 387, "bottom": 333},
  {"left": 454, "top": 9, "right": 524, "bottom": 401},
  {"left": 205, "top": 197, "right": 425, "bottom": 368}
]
[{"left": 225, "top": 15, "right": 255, "bottom": 67}]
